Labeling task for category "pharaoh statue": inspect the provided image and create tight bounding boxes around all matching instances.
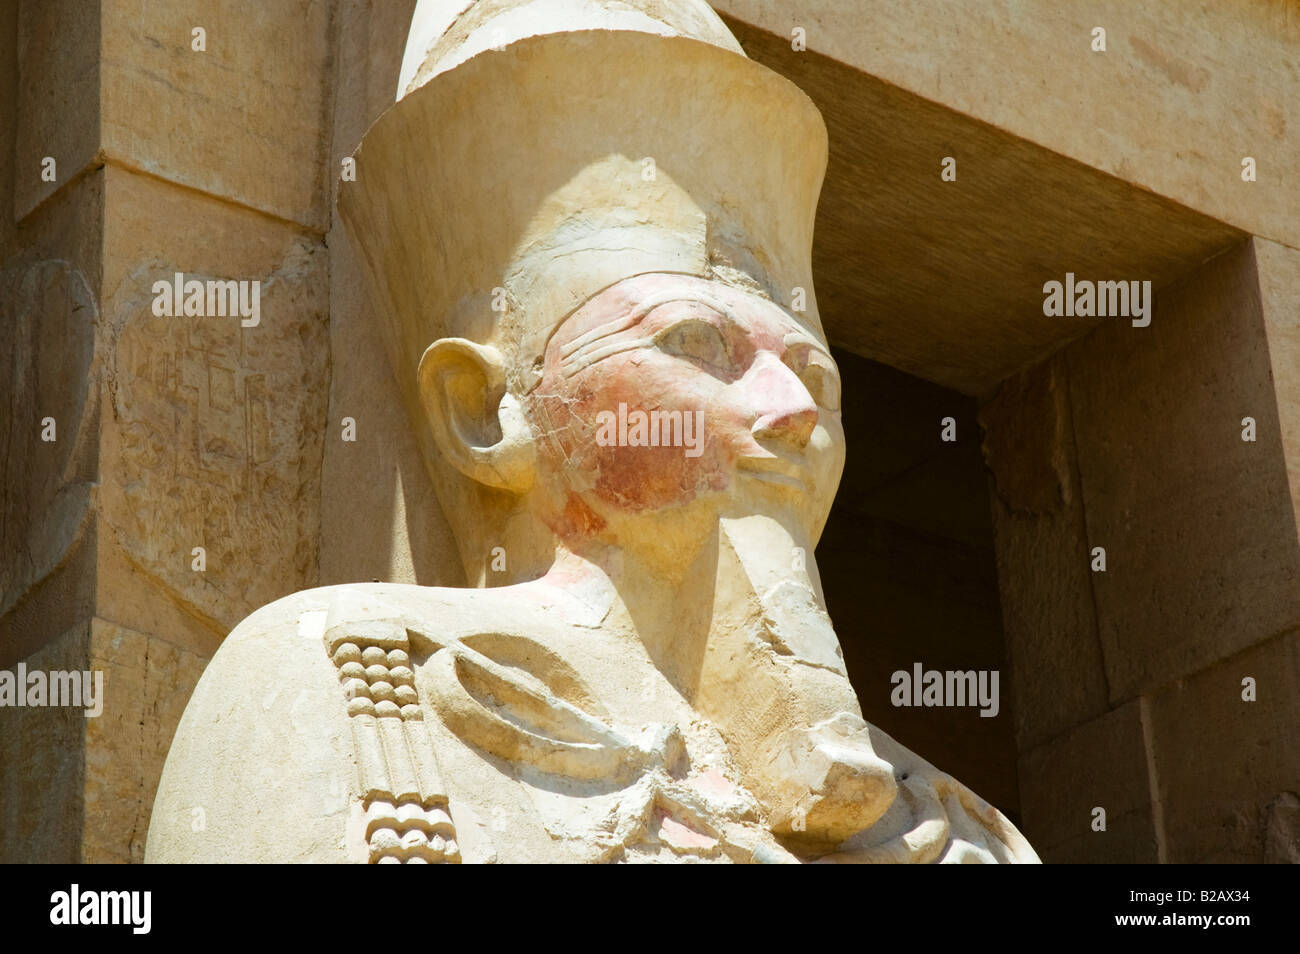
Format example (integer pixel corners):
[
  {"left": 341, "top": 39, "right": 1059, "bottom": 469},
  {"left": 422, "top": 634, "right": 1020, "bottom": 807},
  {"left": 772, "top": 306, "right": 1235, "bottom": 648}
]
[{"left": 146, "top": 0, "right": 1039, "bottom": 864}]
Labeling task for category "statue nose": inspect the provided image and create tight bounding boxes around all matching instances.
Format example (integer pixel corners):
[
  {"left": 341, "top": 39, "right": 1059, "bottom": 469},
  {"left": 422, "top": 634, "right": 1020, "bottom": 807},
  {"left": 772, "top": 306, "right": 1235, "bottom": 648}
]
[{"left": 749, "top": 355, "right": 819, "bottom": 449}]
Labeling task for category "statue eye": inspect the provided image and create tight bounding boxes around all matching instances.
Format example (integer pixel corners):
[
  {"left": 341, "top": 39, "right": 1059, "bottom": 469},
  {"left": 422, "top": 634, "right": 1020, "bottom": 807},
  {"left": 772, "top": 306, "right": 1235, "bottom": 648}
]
[
  {"left": 797, "top": 359, "right": 841, "bottom": 412},
  {"left": 656, "top": 319, "right": 733, "bottom": 372}
]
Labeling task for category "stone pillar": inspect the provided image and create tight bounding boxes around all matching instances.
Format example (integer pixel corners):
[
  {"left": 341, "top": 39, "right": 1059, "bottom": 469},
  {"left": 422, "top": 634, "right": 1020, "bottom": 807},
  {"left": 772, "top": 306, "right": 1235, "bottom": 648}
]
[
  {"left": 982, "top": 239, "right": 1300, "bottom": 862},
  {"left": 0, "top": 0, "right": 335, "bottom": 862}
]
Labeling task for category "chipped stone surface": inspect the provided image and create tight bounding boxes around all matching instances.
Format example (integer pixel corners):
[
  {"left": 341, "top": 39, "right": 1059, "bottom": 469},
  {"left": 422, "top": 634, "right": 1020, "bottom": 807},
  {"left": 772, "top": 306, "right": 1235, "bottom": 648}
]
[
  {"left": 0, "top": 618, "right": 207, "bottom": 864},
  {"left": 0, "top": 170, "right": 105, "bottom": 669},
  {"left": 98, "top": 167, "right": 328, "bottom": 642},
  {"left": 148, "top": 1, "right": 1038, "bottom": 865},
  {"left": 100, "top": 0, "right": 336, "bottom": 229},
  {"left": 1264, "top": 791, "right": 1300, "bottom": 864}
]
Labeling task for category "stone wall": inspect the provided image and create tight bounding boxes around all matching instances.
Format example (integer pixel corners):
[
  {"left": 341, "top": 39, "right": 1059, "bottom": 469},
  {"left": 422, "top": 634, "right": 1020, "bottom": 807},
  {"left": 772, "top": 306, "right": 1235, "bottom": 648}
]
[
  {"left": 0, "top": 0, "right": 334, "bottom": 862},
  {"left": 981, "top": 240, "right": 1300, "bottom": 862}
]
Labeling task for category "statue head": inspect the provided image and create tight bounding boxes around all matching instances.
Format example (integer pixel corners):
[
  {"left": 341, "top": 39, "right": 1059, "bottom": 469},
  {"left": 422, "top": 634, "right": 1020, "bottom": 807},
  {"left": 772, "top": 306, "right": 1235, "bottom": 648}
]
[{"left": 338, "top": 3, "right": 834, "bottom": 583}]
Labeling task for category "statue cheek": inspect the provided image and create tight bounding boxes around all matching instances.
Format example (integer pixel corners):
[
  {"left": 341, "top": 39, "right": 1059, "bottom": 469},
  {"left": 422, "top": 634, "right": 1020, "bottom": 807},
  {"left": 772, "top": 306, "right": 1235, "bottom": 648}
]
[{"left": 590, "top": 439, "right": 722, "bottom": 512}]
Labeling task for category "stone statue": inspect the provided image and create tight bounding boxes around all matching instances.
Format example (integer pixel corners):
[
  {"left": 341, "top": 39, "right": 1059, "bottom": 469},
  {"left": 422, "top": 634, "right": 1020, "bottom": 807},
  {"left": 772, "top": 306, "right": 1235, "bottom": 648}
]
[{"left": 146, "top": 0, "right": 1039, "bottom": 864}]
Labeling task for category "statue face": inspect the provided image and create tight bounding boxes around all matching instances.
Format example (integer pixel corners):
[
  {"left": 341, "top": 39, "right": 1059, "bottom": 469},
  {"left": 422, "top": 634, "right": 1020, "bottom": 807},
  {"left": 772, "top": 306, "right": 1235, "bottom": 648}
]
[{"left": 527, "top": 273, "right": 845, "bottom": 549}]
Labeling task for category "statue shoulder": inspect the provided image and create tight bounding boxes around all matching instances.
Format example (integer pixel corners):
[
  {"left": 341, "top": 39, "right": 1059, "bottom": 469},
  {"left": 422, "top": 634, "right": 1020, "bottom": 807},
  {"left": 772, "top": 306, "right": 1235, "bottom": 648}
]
[
  {"left": 147, "top": 582, "right": 514, "bottom": 864},
  {"left": 146, "top": 586, "right": 365, "bottom": 862},
  {"left": 222, "top": 580, "right": 563, "bottom": 650}
]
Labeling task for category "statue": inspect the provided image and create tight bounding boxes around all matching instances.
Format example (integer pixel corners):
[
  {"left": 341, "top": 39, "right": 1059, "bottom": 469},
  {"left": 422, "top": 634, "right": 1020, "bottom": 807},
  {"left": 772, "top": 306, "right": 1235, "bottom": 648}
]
[{"left": 146, "top": 0, "right": 1039, "bottom": 864}]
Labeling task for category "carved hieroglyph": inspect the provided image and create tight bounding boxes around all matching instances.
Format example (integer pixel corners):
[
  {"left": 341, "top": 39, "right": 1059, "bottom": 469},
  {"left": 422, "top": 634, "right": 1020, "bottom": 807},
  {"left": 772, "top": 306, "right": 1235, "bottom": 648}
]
[{"left": 146, "top": 0, "right": 1039, "bottom": 864}]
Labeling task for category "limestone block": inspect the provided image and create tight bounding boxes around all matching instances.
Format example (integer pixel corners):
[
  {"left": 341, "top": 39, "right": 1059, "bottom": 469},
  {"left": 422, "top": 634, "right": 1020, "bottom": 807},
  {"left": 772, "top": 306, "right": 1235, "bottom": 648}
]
[
  {"left": 82, "top": 619, "right": 208, "bottom": 863},
  {"left": 715, "top": 0, "right": 1300, "bottom": 249},
  {"left": 1018, "top": 701, "right": 1158, "bottom": 862},
  {"left": 1067, "top": 241, "right": 1300, "bottom": 700},
  {"left": 320, "top": 229, "right": 463, "bottom": 587},
  {"left": 0, "top": 618, "right": 207, "bottom": 863},
  {"left": 332, "top": 0, "right": 417, "bottom": 152},
  {"left": 1146, "top": 630, "right": 1300, "bottom": 863},
  {"left": 13, "top": 0, "right": 100, "bottom": 220},
  {"left": 0, "top": 257, "right": 99, "bottom": 621},
  {"left": 0, "top": 621, "right": 89, "bottom": 863},
  {"left": 97, "top": 166, "right": 328, "bottom": 645},
  {"left": 0, "top": 172, "right": 104, "bottom": 667},
  {"left": 980, "top": 355, "right": 1109, "bottom": 749},
  {"left": 835, "top": 351, "right": 992, "bottom": 547},
  {"left": 100, "top": 0, "right": 335, "bottom": 229}
]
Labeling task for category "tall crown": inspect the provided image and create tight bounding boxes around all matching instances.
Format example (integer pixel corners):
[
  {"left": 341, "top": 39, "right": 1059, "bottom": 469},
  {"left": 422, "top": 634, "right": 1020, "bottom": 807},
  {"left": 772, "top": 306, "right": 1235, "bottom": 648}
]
[{"left": 338, "top": 0, "right": 828, "bottom": 419}]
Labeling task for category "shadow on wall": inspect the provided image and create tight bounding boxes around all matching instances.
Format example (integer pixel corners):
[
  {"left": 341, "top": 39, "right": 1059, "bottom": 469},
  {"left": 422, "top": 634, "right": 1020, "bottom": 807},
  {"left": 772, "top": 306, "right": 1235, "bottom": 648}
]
[{"left": 817, "top": 347, "right": 1019, "bottom": 823}]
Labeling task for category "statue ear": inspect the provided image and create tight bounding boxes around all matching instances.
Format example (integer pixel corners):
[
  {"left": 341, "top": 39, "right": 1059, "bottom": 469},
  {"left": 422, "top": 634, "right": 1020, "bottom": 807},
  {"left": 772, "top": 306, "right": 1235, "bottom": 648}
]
[{"left": 416, "top": 338, "right": 536, "bottom": 494}]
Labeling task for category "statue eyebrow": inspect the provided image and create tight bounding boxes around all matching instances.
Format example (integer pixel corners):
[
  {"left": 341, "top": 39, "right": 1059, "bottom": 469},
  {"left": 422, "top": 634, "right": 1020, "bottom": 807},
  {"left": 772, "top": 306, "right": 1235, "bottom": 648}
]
[{"left": 559, "top": 290, "right": 736, "bottom": 378}]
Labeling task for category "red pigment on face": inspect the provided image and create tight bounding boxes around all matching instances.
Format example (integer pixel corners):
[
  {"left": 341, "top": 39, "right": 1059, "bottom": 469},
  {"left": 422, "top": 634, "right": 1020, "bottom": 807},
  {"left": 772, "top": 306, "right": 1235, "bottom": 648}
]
[
  {"left": 557, "top": 491, "right": 607, "bottom": 540},
  {"left": 529, "top": 272, "right": 838, "bottom": 533}
]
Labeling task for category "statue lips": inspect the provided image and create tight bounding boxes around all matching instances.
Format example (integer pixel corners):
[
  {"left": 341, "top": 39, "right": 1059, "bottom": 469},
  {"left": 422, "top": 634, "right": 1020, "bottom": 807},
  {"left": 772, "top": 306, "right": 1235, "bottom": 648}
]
[{"left": 736, "top": 452, "right": 808, "bottom": 491}]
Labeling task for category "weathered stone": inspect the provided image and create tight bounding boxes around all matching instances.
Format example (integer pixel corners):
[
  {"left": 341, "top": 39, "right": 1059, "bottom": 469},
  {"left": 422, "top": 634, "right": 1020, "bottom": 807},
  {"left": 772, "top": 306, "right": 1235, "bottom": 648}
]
[
  {"left": 0, "top": 621, "right": 89, "bottom": 863},
  {"left": 0, "top": 258, "right": 99, "bottom": 622},
  {"left": 1146, "top": 630, "right": 1300, "bottom": 863},
  {"left": 100, "top": 0, "right": 336, "bottom": 229},
  {"left": 0, "top": 0, "right": 19, "bottom": 257},
  {"left": 818, "top": 504, "right": 1017, "bottom": 819},
  {"left": 83, "top": 619, "right": 207, "bottom": 863},
  {"left": 1264, "top": 792, "right": 1300, "bottom": 864},
  {"left": 0, "top": 618, "right": 206, "bottom": 864},
  {"left": 319, "top": 0, "right": 459, "bottom": 588},
  {"left": 1036, "top": 807, "right": 1160, "bottom": 865},
  {"left": 13, "top": 0, "right": 100, "bottom": 220},
  {"left": 980, "top": 355, "right": 1110, "bottom": 749},
  {"left": 9, "top": 0, "right": 1295, "bottom": 872},
  {"left": 1018, "top": 701, "right": 1158, "bottom": 862},
  {"left": 1255, "top": 237, "right": 1300, "bottom": 539},
  {"left": 1068, "top": 240, "right": 1300, "bottom": 700},
  {"left": 0, "top": 170, "right": 104, "bottom": 669}
]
